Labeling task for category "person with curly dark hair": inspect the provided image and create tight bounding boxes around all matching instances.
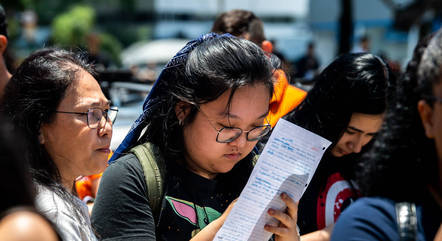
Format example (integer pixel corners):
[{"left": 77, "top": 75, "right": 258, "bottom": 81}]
[
  {"left": 92, "top": 33, "right": 299, "bottom": 241},
  {"left": 2, "top": 48, "right": 117, "bottom": 241},
  {"left": 283, "top": 53, "right": 390, "bottom": 240},
  {"left": 331, "top": 29, "right": 442, "bottom": 241}
]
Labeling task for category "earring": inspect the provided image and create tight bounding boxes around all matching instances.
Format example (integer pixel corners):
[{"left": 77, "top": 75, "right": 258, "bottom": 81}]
[{"left": 178, "top": 119, "right": 183, "bottom": 126}]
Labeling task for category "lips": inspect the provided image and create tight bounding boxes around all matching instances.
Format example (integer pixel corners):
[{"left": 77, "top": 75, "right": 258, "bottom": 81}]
[
  {"left": 224, "top": 153, "right": 241, "bottom": 160},
  {"left": 338, "top": 148, "right": 350, "bottom": 156},
  {"left": 97, "top": 146, "right": 111, "bottom": 153}
]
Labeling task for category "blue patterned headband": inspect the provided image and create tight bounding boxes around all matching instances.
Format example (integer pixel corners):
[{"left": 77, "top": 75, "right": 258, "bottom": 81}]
[{"left": 109, "top": 33, "right": 233, "bottom": 163}]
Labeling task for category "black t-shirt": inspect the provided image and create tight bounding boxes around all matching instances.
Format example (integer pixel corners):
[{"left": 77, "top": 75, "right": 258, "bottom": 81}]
[{"left": 91, "top": 152, "right": 253, "bottom": 240}]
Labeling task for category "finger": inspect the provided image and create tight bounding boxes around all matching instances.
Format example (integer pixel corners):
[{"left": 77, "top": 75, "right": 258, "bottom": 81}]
[
  {"left": 220, "top": 199, "right": 238, "bottom": 220},
  {"left": 264, "top": 224, "right": 289, "bottom": 236},
  {"left": 267, "top": 208, "right": 293, "bottom": 228},
  {"left": 280, "top": 192, "right": 298, "bottom": 220}
]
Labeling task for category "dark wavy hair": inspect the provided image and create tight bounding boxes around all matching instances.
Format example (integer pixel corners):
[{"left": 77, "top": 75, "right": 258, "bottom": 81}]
[
  {"left": 1, "top": 48, "right": 95, "bottom": 218},
  {"left": 286, "top": 53, "right": 389, "bottom": 146},
  {"left": 211, "top": 9, "right": 265, "bottom": 45},
  {"left": 356, "top": 31, "right": 441, "bottom": 202},
  {"left": 135, "top": 36, "right": 274, "bottom": 163}
]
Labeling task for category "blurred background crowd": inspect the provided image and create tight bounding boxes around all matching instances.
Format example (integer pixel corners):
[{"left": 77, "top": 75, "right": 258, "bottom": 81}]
[{"left": 2, "top": 0, "right": 441, "bottom": 150}]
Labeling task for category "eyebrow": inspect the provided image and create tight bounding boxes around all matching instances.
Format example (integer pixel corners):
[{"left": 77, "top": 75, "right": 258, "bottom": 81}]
[
  {"left": 87, "top": 100, "right": 111, "bottom": 107},
  {"left": 347, "top": 126, "right": 378, "bottom": 135},
  {"left": 218, "top": 110, "right": 269, "bottom": 120},
  {"left": 347, "top": 126, "right": 363, "bottom": 133}
]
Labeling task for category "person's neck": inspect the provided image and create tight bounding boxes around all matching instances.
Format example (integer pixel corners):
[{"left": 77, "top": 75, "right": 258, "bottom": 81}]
[
  {"left": 183, "top": 154, "right": 218, "bottom": 180},
  {"left": 60, "top": 176, "right": 75, "bottom": 193}
]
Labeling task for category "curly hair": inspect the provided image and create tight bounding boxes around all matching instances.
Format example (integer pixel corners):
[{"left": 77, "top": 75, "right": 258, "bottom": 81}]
[{"left": 356, "top": 31, "right": 441, "bottom": 202}]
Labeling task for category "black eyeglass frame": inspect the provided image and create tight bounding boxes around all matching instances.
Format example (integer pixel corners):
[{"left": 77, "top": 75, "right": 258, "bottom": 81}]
[
  {"left": 197, "top": 108, "right": 271, "bottom": 143},
  {"left": 54, "top": 107, "right": 119, "bottom": 129}
]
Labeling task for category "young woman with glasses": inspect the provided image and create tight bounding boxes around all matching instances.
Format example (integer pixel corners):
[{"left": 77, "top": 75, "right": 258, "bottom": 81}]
[
  {"left": 1, "top": 48, "right": 118, "bottom": 241},
  {"left": 91, "top": 33, "right": 299, "bottom": 241}
]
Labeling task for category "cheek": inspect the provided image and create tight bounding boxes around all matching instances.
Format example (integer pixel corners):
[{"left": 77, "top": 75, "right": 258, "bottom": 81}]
[
  {"left": 336, "top": 134, "right": 351, "bottom": 147},
  {"left": 183, "top": 122, "right": 221, "bottom": 157},
  {"left": 362, "top": 135, "right": 374, "bottom": 147}
]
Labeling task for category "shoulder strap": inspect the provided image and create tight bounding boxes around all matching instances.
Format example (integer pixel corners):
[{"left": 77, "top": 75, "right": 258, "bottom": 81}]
[
  {"left": 130, "top": 143, "right": 166, "bottom": 222},
  {"left": 395, "top": 202, "right": 417, "bottom": 241},
  {"left": 252, "top": 154, "right": 259, "bottom": 166}
]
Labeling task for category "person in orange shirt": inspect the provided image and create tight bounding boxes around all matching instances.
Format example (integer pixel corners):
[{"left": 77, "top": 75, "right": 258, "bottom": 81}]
[{"left": 211, "top": 9, "right": 307, "bottom": 127}]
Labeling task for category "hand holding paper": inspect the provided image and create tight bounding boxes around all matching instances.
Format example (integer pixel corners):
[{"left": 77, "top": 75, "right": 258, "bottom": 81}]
[{"left": 214, "top": 119, "right": 331, "bottom": 241}]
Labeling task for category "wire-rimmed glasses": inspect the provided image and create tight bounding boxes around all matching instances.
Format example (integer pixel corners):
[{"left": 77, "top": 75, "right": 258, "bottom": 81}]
[{"left": 55, "top": 107, "right": 119, "bottom": 129}]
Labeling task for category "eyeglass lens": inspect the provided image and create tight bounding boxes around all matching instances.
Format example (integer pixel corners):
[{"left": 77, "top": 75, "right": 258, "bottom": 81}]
[
  {"left": 217, "top": 125, "right": 270, "bottom": 143},
  {"left": 87, "top": 108, "right": 118, "bottom": 129}
]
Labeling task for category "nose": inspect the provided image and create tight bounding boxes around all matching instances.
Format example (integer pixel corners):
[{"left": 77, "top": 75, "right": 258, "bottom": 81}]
[
  {"left": 228, "top": 131, "right": 247, "bottom": 149},
  {"left": 98, "top": 117, "right": 113, "bottom": 138},
  {"left": 347, "top": 137, "right": 363, "bottom": 154}
]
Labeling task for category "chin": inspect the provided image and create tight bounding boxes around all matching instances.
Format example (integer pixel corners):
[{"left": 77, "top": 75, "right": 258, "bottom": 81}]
[{"left": 216, "top": 164, "right": 237, "bottom": 174}]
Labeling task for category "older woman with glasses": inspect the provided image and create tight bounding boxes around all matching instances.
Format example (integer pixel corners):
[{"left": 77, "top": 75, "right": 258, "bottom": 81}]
[
  {"left": 1, "top": 48, "right": 117, "bottom": 241},
  {"left": 91, "top": 33, "right": 299, "bottom": 241}
]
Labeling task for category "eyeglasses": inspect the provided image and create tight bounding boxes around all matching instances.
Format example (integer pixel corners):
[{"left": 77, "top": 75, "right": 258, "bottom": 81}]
[
  {"left": 55, "top": 107, "right": 119, "bottom": 129},
  {"left": 198, "top": 108, "right": 271, "bottom": 143}
]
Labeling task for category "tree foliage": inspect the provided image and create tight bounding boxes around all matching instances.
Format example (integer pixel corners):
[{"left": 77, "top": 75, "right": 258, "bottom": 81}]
[{"left": 51, "top": 5, "right": 94, "bottom": 47}]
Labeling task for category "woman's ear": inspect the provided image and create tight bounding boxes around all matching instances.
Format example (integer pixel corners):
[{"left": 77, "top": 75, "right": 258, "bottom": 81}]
[
  {"left": 0, "top": 35, "right": 7, "bottom": 55},
  {"left": 418, "top": 100, "right": 435, "bottom": 139},
  {"left": 174, "top": 101, "right": 191, "bottom": 125}
]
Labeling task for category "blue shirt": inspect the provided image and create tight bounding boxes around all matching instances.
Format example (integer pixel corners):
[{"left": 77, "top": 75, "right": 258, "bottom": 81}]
[{"left": 331, "top": 196, "right": 440, "bottom": 241}]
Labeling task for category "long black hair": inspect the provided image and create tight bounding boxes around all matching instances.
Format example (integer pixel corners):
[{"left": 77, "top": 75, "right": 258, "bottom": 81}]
[
  {"left": 135, "top": 36, "right": 274, "bottom": 162},
  {"left": 356, "top": 31, "right": 441, "bottom": 202},
  {"left": 0, "top": 115, "right": 33, "bottom": 213},
  {"left": 1, "top": 48, "right": 95, "bottom": 219},
  {"left": 286, "top": 53, "right": 389, "bottom": 146}
]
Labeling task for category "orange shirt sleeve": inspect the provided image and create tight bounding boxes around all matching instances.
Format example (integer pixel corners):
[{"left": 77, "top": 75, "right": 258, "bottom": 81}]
[{"left": 267, "top": 69, "right": 307, "bottom": 127}]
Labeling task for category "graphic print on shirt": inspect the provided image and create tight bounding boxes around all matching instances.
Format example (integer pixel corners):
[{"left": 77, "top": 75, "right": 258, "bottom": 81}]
[
  {"left": 316, "top": 172, "right": 359, "bottom": 229},
  {"left": 165, "top": 196, "right": 221, "bottom": 230}
]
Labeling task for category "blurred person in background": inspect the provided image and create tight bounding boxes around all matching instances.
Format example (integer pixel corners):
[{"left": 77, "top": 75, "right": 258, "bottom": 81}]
[
  {"left": 351, "top": 35, "right": 371, "bottom": 53},
  {"left": 92, "top": 33, "right": 299, "bottom": 241},
  {"left": 331, "top": 29, "right": 442, "bottom": 241},
  {"left": 211, "top": 9, "right": 307, "bottom": 127},
  {"left": 0, "top": 115, "right": 61, "bottom": 241},
  {"left": 2, "top": 48, "right": 117, "bottom": 241},
  {"left": 284, "top": 53, "right": 389, "bottom": 241},
  {"left": 0, "top": 4, "right": 11, "bottom": 97},
  {"left": 293, "top": 41, "right": 320, "bottom": 83}
]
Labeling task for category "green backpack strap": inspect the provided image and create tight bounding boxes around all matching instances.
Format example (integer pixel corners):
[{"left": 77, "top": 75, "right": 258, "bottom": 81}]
[
  {"left": 130, "top": 143, "right": 166, "bottom": 222},
  {"left": 252, "top": 154, "right": 259, "bottom": 166}
]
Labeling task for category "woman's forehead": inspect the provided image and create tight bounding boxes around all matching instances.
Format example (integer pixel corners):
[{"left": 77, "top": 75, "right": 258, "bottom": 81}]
[{"left": 201, "top": 84, "right": 270, "bottom": 119}]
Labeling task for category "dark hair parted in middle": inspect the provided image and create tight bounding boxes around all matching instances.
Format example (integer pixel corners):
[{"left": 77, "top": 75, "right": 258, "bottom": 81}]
[
  {"left": 285, "top": 53, "right": 389, "bottom": 144},
  {"left": 135, "top": 36, "right": 274, "bottom": 161}
]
